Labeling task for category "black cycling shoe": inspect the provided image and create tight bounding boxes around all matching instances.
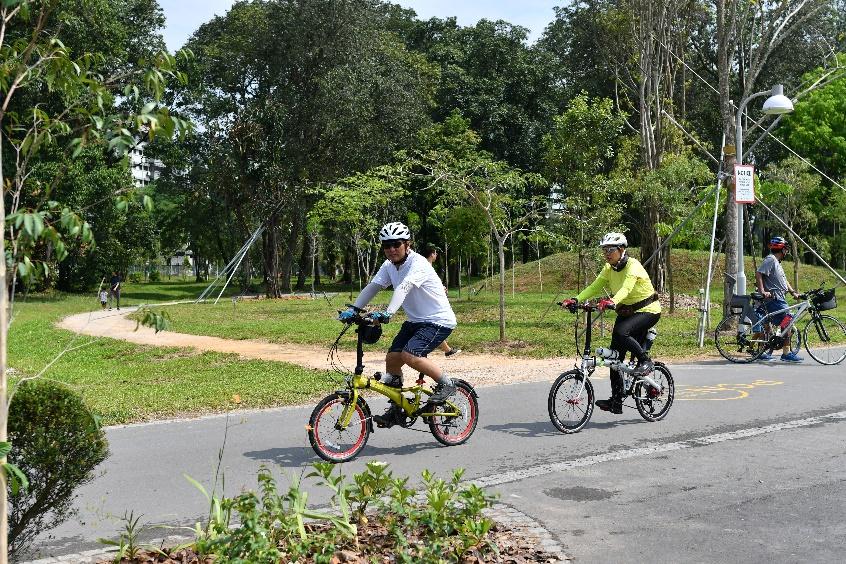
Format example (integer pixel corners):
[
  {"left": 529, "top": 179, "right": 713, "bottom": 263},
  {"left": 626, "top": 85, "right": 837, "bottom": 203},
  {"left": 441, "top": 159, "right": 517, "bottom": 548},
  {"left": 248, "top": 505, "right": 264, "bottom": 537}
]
[
  {"left": 428, "top": 380, "right": 457, "bottom": 404},
  {"left": 634, "top": 358, "right": 654, "bottom": 376},
  {"left": 373, "top": 404, "right": 403, "bottom": 428},
  {"left": 595, "top": 398, "right": 623, "bottom": 414}
]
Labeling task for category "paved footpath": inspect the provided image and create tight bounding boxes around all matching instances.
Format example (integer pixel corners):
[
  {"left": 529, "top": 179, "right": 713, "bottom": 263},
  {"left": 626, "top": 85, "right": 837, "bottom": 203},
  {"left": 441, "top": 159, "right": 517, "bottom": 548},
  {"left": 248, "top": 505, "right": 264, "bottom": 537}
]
[{"left": 58, "top": 307, "right": 581, "bottom": 387}]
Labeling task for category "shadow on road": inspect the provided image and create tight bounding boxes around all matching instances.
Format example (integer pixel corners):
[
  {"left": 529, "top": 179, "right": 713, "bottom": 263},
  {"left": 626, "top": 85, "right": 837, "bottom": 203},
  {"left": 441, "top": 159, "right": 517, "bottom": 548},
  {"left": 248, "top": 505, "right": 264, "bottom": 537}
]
[
  {"left": 484, "top": 420, "right": 562, "bottom": 438},
  {"left": 585, "top": 417, "right": 651, "bottom": 430},
  {"left": 244, "top": 438, "right": 447, "bottom": 466}
]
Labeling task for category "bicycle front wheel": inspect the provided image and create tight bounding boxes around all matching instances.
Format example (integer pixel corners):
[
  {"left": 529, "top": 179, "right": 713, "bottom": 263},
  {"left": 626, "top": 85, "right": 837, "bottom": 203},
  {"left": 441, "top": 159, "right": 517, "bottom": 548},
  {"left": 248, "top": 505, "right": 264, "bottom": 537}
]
[
  {"left": 715, "top": 313, "right": 767, "bottom": 363},
  {"left": 634, "top": 362, "right": 674, "bottom": 422},
  {"left": 308, "top": 393, "right": 371, "bottom": 463},
  {"left": 548, "top": 370, "right": 594, "bottom": 433},
  {"left": 804, "top": 315, "right": 846, "bottom": 365},
  {"left": 429, "top": 379, "right": 479, "bottom": 446}
]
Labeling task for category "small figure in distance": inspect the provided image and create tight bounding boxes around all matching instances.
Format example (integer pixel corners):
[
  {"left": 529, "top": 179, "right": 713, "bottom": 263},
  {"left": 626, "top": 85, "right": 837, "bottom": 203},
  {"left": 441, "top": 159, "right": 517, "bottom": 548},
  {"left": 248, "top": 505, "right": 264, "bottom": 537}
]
[
  {"left": 99, "top": 288, "right": 108, "bottom": 310},
  {"left": 423, "top": 244, "right": 461, "bottom": 358},
  {"left": 109, "top": 270, "right": 122, "bottom": 311}
]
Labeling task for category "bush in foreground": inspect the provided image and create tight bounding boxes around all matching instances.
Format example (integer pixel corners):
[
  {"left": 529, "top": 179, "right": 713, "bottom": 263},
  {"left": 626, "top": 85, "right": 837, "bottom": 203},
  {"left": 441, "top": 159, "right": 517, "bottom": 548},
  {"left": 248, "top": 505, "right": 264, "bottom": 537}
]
[{"left": 9, "top": 380, "right": 110, "bottom": 558}]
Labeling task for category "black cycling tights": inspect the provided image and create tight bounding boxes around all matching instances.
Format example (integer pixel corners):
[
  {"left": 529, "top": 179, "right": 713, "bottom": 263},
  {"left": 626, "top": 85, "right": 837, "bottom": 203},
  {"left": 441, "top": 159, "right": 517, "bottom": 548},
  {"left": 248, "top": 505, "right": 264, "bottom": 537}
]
[{"left": 608, "top": 312, "right": 660, "bottom": 399}]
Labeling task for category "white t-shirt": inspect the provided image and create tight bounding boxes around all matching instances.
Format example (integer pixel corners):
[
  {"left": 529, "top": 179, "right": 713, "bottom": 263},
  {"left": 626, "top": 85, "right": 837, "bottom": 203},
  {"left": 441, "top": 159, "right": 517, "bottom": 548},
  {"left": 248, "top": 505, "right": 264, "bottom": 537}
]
[{"left": 370, "top": 250, "right": 456, "bottom": 328}]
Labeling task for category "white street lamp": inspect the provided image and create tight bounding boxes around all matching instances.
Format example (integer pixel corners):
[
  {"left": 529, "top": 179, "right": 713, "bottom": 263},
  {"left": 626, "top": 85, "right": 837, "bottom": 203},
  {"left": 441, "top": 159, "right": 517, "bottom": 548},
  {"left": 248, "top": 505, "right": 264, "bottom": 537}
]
[{"left": 734, "top": 84, "right": 794, "bottom": 295}]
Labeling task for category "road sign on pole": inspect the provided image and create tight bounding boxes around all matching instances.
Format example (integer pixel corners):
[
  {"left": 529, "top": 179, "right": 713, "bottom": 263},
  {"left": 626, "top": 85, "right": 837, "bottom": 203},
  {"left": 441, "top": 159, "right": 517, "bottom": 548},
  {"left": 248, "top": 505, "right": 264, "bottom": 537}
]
[{"left": 734, "top": 164, "right": 755, "bottom": 203}]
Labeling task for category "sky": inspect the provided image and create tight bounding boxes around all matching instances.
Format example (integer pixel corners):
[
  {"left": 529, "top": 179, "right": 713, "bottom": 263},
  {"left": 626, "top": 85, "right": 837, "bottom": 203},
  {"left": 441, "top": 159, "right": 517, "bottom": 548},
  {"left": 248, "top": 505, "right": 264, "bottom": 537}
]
[{"left": 157, "top": 0, "right": 560, "bottom": 52}]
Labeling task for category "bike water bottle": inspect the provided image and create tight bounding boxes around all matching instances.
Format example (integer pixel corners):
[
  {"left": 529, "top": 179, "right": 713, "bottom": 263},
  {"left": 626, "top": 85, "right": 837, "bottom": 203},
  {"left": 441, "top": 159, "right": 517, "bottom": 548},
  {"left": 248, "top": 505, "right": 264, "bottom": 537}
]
[
  {"left": 596, "top": 347, "right": 619, "bottom": 360},
  {"left": 643, "top": 327, "right": 658, "bottom": 353}
]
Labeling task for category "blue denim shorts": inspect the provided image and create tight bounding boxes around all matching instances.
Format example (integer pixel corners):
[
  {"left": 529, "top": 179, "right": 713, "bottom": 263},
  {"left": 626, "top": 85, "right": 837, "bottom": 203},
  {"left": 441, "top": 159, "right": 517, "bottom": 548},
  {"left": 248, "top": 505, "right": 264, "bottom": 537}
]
[
  {"left": 389, "top": 321, "right": 453, "bottom": 357},
  {"left": 764, "top": 297, "right": 790, "bottom": 326}
]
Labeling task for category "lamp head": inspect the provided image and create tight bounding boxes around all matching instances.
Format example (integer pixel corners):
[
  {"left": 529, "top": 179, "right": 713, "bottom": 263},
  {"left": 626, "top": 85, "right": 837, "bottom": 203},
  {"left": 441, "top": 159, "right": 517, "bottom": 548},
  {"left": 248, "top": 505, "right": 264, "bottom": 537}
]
[{"left": 762, "top": 84, "right": 794, "bottom": 115}]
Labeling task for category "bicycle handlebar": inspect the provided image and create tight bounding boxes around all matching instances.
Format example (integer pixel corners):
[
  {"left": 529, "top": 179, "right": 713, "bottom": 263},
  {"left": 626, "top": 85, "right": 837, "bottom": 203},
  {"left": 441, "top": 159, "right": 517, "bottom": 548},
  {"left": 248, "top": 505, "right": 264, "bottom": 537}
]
[{"left": 556, "top": 300, "right": 615, "bottom": 313}]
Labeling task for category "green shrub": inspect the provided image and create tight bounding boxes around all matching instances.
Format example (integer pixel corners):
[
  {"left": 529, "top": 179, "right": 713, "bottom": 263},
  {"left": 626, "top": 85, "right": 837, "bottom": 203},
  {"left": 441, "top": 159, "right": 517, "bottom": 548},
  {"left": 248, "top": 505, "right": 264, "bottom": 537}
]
[
  {"left": 190, "top": 462, "right": 497, "bottom": 562},
  {"left": 148, "top": 269, "right": 161, "bottom": 282},
  {"left": 7, "top": 380, "right": 110, "bottom": 558}
]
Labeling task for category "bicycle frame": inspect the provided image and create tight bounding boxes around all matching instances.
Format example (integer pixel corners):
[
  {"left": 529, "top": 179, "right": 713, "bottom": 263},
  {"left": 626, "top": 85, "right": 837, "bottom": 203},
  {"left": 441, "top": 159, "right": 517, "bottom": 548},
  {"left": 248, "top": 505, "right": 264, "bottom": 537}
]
[
  {"left": 567, "top": 303, "right": 662, "bottom": 397},
  {"left": 754, "top": 299, "right": 812, "bottom": 339},
  {"left": 335, "top": 317, "right": 461, "bottom": 429}
]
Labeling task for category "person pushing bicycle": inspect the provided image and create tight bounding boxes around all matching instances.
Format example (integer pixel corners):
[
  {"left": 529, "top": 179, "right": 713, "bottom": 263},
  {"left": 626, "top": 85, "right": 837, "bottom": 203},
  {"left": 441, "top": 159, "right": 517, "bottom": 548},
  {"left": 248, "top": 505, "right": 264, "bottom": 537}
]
[
  {"left": 561, "top": 232, "right": 661, "bottom": 415},
  {"left": 755, "top": 236, "right": 802, "bottom": 362},
  {"left": 339, "top": 222, "right": 458, "bottom": 427}
]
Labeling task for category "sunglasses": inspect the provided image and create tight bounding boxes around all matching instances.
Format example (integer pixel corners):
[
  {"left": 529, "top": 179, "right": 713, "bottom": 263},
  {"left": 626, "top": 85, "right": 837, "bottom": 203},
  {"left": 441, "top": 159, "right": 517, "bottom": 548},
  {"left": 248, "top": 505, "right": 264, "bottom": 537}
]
[
  {"left": 381, "top": 240, "right": 405, "bottom": 249},
  {"left": 602, "top": 247, "right": 619, "bottom": 255}
]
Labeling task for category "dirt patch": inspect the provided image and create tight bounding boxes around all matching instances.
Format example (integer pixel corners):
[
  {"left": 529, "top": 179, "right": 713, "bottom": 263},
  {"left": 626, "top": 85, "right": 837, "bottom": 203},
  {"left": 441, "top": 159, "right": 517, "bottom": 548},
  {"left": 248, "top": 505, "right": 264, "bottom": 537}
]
[{"left": 59, "top": 307, "right": 724, "bottom": 393}]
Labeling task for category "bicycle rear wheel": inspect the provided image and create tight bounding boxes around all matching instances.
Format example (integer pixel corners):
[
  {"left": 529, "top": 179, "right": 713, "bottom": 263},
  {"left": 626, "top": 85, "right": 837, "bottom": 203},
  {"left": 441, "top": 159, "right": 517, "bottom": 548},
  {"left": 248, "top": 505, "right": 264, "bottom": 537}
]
[
  {"left": 308, "top": 393, "right": 371, "bottom": 462},
  {"left": 715, "top": 313, "right": 767, "bottom": 363},
  {"left": 429, "top": 380, "right": 479, "bottom": 446},
  {"left": 548, "top": 370, "right": 594, "bottom": 433},
  {"left": 804, "top": 315, "right": 846, "bottom": 365},
  {"left": 633, "top": 362, "right": 674, "bottom": 422}
]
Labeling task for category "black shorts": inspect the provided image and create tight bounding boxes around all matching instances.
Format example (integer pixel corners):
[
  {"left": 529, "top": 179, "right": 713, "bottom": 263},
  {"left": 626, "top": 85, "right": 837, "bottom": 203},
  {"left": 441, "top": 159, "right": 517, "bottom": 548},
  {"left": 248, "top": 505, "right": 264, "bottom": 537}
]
[{"left": 388, "top": 321, "right": 453, "bottom": 357}]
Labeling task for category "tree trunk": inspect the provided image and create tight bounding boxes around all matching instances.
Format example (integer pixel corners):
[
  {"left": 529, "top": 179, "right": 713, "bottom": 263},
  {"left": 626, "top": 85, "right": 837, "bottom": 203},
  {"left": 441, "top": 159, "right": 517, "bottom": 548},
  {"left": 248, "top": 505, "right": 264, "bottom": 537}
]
[
  {"left": 668, "top": 245, "right": 675, "bottom": 313},
  {"left": 342, "top": 249, "right": 353, "bottom": 284},
  {"left": 443, "top": 241, "right": 449, "bottom": 290},
  {"left": 497, "top": 236, "right": 507, "bottom": 342},
  {"left": 642, "top": 204, "right": 666, "bottom": 292},
  {"left": 312, "top": 236, "right": 321, "bottom": 288},
  {"left": 295, "top": 235, "right": 310, "bottom": 291},
  {"left": 716, "top": 0, "right": 738, "bottom": 314},
  {"left": 280, "top": 212, "right": 302, "bottom": 294},
  {"left": 263, "top": 212, "right": 281, "bottom": 298}
]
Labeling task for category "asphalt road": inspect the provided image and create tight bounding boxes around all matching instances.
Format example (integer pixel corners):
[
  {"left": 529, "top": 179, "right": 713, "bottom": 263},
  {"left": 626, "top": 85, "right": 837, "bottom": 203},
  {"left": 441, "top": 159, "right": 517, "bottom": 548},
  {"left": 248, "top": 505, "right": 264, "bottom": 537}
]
[{"left": 28, "top": 356, "right": 846, "bottom": 562}]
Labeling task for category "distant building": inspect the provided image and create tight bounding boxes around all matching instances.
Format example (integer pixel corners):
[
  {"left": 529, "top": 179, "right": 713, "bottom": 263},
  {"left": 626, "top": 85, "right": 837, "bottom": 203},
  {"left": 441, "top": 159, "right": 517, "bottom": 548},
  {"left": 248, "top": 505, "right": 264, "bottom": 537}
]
[{"left": 129, "top": 142, "right": 164, "bottom": 187}]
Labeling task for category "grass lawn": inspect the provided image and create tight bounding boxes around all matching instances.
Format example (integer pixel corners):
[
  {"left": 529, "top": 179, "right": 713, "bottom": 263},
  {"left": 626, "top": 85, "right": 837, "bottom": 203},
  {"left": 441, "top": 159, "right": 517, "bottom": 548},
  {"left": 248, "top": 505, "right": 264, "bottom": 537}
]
[
  {"left": 164, "top": 249, "right": 846, "bottom": 360},
  {"left": 8, "top": 251, "right": 844, "bottom": 425},
  {"left": 8, "top": 282, "right": 336, "bottom": 425}
]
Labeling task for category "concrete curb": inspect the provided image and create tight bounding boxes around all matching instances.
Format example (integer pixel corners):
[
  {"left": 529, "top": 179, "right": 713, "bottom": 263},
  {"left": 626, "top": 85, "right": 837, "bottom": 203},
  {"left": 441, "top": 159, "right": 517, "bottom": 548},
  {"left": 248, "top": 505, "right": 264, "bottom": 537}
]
[{"left": 21, "top": 503, "right": 568, "bottom": 563}]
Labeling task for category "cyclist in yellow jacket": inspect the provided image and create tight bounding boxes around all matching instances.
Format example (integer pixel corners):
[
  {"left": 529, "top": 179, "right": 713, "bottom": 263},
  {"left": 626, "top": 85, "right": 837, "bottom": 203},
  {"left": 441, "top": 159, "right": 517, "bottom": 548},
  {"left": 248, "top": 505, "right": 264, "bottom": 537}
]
[{"left": 561, "top": 232, "right": 661, "bottom": 414}]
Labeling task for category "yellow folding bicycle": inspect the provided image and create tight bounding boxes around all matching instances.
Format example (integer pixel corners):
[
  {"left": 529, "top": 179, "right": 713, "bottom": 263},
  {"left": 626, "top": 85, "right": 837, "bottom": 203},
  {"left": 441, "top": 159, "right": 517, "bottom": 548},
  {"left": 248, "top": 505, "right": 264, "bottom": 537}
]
[{"left": 307, "top": 306, "right": 478, "bottom": 462}]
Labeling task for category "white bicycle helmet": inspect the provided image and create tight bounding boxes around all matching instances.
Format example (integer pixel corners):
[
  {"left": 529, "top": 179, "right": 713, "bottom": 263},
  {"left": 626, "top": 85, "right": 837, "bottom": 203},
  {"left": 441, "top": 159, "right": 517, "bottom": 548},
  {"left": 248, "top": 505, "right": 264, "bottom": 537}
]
[
  {"left": 600, "top": 232, "right": 628, "bottom": 248},
  {"left": 379, "top": 222, "right": 411, "bottom": 241}
]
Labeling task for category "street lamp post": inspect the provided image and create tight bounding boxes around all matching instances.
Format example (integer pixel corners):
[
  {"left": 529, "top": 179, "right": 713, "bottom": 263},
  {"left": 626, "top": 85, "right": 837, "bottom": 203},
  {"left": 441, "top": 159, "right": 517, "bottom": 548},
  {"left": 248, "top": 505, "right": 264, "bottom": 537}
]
[{"left": 733, "top": 84, "right": 794, "bottom": 295}]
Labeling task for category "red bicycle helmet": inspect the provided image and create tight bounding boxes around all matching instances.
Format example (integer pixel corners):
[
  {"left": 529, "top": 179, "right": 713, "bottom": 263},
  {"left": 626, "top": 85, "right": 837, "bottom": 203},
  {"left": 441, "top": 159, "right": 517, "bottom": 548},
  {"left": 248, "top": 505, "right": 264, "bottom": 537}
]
[{"left": 769, "top": 236, "right": 787, "bottom": 251}]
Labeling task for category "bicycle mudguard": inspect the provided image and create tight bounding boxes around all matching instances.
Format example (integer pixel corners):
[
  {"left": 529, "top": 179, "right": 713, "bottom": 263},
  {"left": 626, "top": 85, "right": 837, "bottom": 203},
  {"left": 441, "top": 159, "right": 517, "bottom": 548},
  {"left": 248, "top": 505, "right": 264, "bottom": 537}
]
[{"left": 451, "top": 378, "right": 478, "bottom": 398}]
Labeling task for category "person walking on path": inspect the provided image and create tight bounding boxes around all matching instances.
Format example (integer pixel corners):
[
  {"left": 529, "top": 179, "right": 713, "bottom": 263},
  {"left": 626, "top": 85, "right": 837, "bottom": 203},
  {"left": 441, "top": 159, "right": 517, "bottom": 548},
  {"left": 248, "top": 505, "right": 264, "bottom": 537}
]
[
  {"left": 755, "top": 236, "right": 802, "bottom": 362},
  {"left": 109, "top": 271, "right": 122, "bottom": 311},
  {"left": 422, "top": 244, "right": 461, "bottom": 358}
]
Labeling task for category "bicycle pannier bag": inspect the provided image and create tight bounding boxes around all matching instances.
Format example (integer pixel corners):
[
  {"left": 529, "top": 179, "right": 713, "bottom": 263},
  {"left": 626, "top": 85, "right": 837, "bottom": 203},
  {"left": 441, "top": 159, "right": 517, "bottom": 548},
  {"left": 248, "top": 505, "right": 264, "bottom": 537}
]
[
  {"left": 729, "top": 294, "right": 750, "bottom": 315},
  {"left": 814, "top": 289, "right": 837, "bottom": 311}
]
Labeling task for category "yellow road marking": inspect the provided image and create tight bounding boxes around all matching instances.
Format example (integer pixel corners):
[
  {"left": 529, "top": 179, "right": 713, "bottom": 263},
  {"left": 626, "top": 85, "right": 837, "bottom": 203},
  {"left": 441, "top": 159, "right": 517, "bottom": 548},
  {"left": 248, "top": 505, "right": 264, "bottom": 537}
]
[{"left": 676, "top": 379, "right": 784, "bottom": 401}]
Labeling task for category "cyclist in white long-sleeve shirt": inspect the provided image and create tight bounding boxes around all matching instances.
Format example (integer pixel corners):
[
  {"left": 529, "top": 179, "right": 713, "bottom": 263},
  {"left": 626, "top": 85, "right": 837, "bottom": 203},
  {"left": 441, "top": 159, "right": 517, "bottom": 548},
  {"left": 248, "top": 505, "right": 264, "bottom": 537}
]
[{"left": 339, "top": 222, "right": 457, "bottom": 427}]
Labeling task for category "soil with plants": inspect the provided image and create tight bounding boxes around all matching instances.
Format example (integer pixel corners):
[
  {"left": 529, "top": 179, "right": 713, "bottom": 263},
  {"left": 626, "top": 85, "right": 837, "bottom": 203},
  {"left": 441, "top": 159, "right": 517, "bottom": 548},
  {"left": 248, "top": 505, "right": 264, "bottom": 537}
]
[
  {"left": 98, "top": 521, "right": 561, "bottom": 563},
  {"left": 94, "top": 463, "right": 565, "bottom": 564}
]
